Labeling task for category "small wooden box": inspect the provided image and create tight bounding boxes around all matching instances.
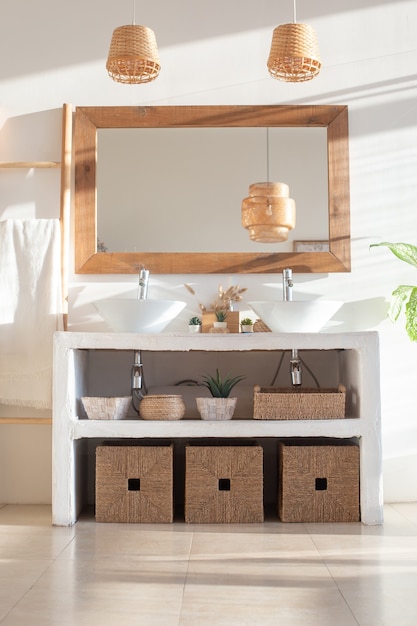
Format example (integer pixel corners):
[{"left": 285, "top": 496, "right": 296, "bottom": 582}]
[
  {"left": 253, "top": 385, "right": 346, "bottom": 420},
  {"left": 278, "top": 439, "right": 360, "bottom": 522},
  {"left": 96, "top": 442, "right": 174, "bottom": 523},
  {"left": 185, "top": 440, "right": 264, "bottom": 523},
  {"left": 201, "top": 311, "right": 241, "bottom": 333}
]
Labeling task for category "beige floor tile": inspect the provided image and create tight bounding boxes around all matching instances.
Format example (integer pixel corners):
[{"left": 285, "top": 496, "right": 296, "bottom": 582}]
[
  {"left": 391, "top": 502, "right": 417, "bottom": 526},
  {"left": 180, "top": 559, "right": 358, "bottom": 625},
  {"left": 189, "top": 527, "right": 319, "bottom": 559},
  {"left": 0, "top": 532, "right": 74, "bottom": 560},
  {"left": 2, "top": 503, "right": 417, "bottom": 626},
  {"left": 0, "top": 560, "right": 54, "bottom": 622},
  {"left": 0, "top": 504, "right": 52, "bottom": 526},
  {"left": 59, "top": 523, "right": 193, "bottom": 561},
  {"left": 1, "top": 557, "right": 187, "bottom": 626}
]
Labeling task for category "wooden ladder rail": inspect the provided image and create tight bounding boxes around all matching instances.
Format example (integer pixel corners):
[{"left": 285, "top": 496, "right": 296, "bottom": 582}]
[{"left": 0, "top": 103, "right": 72, "bottom": 426}]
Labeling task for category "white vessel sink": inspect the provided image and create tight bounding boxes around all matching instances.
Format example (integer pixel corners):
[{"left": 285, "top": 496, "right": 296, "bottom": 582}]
[
  {"left": 248, "top": 300, "right": 342, "bottom": 333},
  {"left": 94, "top": 299, "right": 186, "bottom": 333}
]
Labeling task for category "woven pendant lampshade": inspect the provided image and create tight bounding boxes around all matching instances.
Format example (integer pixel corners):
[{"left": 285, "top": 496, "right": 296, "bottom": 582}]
[
  {"left": 267, "top": 0, "right": 321, "bottom": 82},
  {"left": 267, "top": 23, "right": 321, "bottom": 82},
  {"left": 242, "top": 182, "right": 296, "bottom": 243},
  {"left": 106, "top": 24, "right": 160, "bottom": 84}
]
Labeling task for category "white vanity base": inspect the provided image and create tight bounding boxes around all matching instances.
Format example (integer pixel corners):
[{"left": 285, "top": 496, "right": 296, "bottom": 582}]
[{"left": 52, "top": 331, "right": 383, "bottom": 526}]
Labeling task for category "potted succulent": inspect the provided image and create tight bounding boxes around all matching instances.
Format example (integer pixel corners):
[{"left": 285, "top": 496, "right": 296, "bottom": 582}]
[
  {"left": 196, "top": 368, "right": 245, "bottom": 420},
  {"left": 213, "top": 309, "right": 228, "bottom": 330},
  {"left": 371, "top": 241, "right": 417, "bottom": 341},
  {"left": 240, "top": 317, "right": 254, "bottom": 333},
  {"left": 188, "top": 316, "right": 202, "bottom": 333}
]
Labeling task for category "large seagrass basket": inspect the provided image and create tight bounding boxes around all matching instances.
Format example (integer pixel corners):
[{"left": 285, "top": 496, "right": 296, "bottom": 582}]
[{"left": 253, "top": 384, "right": 346, "bottom": 420}]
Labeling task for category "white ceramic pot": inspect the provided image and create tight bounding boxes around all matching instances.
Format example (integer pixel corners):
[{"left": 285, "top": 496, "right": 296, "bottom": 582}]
[
  {"left": 188, "top": 324, "right": 201, "bottom": 333},
  {"left": 196, "top": 397, "right": 237, "bottom": 420},
  {"left": 241, "top": 324, "right": 254, "bottom": 333},
  {"left": 213, "top": 321, "right": 227, "bottom": 329}
]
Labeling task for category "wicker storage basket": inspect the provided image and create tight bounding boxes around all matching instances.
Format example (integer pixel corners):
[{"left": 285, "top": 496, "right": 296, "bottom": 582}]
[
  {"left": 139, "top": 395, "right": 185, "bottom": 420},
  {"left": 81, "top": 396, "right": 131, "bottom": 420},
  {"left": 278, "top": 438, "right": 360, "bottom": 522},
  {"left": 253, "top": 384, "right": 346, "bottom": 420},
  {"left": 96, "top": 442, "right": 174, "bottom": 523},
  {"left": 253, "top": 319, "right": 271, "bottom": 332},
  {"left": 185, "top": 440, "right": 264, "bottom": 523}
]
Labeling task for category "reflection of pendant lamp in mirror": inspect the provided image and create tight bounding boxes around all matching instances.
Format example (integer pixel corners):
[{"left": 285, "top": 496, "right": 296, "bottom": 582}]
[
  {"left": 106, "top": 0, "right": 160, "bottom": 84},
  {"left": 241, "top": 129, "right": 296, "bottom": 243},
  {"left": 267, "top": 0, "right": 321, "bottom": 82}
]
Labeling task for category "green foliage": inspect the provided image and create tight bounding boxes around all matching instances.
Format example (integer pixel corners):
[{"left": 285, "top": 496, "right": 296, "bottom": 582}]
[
  {"left": 240, "top": 317, "right": 253, "bottom": 325},
  {"left": 370, "top": 241, "right": 417, "bottom": 342},
  {"left": 215, "top": 310, "right": 228, "bottom": 322},
  {"left": 201, "top": 369, "right": 245, "bottom": 398},
  {"left": 189, "top": 316, "right": 202, "bottom": 325}
]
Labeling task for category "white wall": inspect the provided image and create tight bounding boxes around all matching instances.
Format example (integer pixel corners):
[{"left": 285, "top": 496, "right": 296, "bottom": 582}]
[{"left": 1, "top": 0, "right": 417, "bottom": 503}]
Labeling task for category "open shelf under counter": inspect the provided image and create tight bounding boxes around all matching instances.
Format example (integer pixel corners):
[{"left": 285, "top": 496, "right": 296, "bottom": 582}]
[{"left": 53, "top": 331, "right": 382, "bottom": 527}]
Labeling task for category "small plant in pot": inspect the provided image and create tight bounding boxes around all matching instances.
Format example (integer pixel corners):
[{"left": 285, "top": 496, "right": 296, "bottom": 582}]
[
  {"left": 196, "top": 368, "right": 245, "bottom": 420},
  {"left": 213, "top": 309, "right": 228, "bottom": 329},
  {"left": 240, "top": 317, "right": 254, "bottom": 333},
  {"left": 188, "top": 316, "right": 202, "bottom": 333}
]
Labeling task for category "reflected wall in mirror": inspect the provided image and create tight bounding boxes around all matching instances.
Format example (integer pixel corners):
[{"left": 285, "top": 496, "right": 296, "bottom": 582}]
[
  {"left": 74, "top": 105, "right": 350, "bottom": 274},
  {"left": 97, "top": 127, "right": 328, "bottom": 253}
]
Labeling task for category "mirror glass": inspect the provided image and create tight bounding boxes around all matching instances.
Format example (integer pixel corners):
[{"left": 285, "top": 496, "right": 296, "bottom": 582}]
[
  {"left": 74, "top": 105, "right": 350, "bottom": 273},
  {"left": 97, "top": 127, "right": 328, "bottom": 253}
]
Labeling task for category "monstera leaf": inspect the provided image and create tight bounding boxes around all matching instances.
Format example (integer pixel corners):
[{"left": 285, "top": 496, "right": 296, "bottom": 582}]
[{"left": 371, "top": 242, "right": 417, "bottom": 342}]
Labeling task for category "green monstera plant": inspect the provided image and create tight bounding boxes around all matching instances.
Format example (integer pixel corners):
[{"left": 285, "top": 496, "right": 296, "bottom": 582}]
[{"left": 371, "top": 241, "right": 417, "bottom": 341}]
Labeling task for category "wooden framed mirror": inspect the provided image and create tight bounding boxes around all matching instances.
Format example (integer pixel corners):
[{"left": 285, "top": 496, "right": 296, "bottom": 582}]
[{"left": 74, "top": 105, "right": 350, "bottom": 274}]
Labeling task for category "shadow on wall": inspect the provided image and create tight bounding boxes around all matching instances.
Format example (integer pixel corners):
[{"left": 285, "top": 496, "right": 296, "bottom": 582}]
[
  {"left": 331, "top": 297, "right": 388, "bottom": 332},
  {"left": 0, "top": 109, "right": 62, "bottom": 220}
]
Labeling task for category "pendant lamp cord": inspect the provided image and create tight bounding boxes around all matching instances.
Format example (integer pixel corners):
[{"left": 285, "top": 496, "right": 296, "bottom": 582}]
[
  {"left": 293, "top": 0, "right": 297, "bottom": 23},
  {"left": 132, "top": 0, "right": 136, "bottom": 25}
]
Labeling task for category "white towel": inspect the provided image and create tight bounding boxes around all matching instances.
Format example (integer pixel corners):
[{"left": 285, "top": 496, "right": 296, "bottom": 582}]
[{"left": 0, "top": 219, "right": 63, "bottom": 409}]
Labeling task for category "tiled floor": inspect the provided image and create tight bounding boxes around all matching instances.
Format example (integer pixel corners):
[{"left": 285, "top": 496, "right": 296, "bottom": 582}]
[{"left": 1, "top": 504, "right": 417, "bottom": 625}]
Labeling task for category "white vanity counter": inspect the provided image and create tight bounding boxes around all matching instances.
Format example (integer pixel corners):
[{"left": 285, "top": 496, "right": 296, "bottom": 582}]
[{"left": 52, "top": 331, "right": 382, "bottom": 526}]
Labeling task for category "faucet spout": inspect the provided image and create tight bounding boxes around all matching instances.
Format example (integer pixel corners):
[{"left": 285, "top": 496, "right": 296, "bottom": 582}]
[
  {"left": 282, "top": 268, "right": 293, "bottom": 302},
  {"left": 282, "top": 269, "right": 302, "bottom": 386},
  {"left": 137, "top": 268, "right": 150, "bottom": 300}
]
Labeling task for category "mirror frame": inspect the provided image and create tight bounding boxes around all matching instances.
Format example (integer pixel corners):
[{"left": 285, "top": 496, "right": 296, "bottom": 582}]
[{"left": 74, "top": 105, "right": 350, "bottom": 274}]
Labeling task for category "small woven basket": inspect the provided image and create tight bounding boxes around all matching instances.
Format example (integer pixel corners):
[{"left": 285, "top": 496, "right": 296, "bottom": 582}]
[
  {"left": 253, "top": 319, "right": 271, "bottom": 332},
  {"left": 196, "top": 397, "right": 237, "bottom": 421},
  {"left": 81, "top": 396, "right": 131, "bottom": 420},
  {"left": 139, "top": 395, "right": 185, "bottom": 420},
  {"left": 253, "top": 385, "right": 346, "bottom": 420}
]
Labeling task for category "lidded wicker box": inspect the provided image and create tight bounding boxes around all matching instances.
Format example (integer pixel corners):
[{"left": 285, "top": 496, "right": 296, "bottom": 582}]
[
  {"left": 185, "top": 439, "right": 264, "bottom": 523},
  {"left": 95, "top": 441, "right": 174, "bottom": 523},
  {"left": 278, "top": 438, "right": 360, "bottom": 522},
  {"left": 253, "top": 384, "right": 346, "bottom": 420}
]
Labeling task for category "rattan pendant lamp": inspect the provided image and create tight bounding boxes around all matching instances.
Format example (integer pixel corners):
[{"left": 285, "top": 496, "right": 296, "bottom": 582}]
[
  {"left": 267, "top": 0, "right": 321, "bottom": 82},
  {"left": 241, "top": 129, "right": 296, "bottom": 243},
  {"left": 106, "top": 0, "right": 160, "bottom": 84}
]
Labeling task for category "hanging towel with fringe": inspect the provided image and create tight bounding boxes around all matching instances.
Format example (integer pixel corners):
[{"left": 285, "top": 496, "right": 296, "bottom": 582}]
[{"left": 0, "top": 219, "right": 63, "bottom": 409}]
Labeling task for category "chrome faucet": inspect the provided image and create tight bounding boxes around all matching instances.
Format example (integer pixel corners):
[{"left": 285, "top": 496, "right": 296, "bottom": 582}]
[
  {"left": 282, "top": 268, "right": 302, "bottom": 386},
  {"left": 131, "top": 350, "right": 146, "bottom": 413},
  {"left": 282, "top": 268, "right": 293, "bottom": 302},
  {"left": 137, "top": 267, "right": 150, "bottom": 300}
]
